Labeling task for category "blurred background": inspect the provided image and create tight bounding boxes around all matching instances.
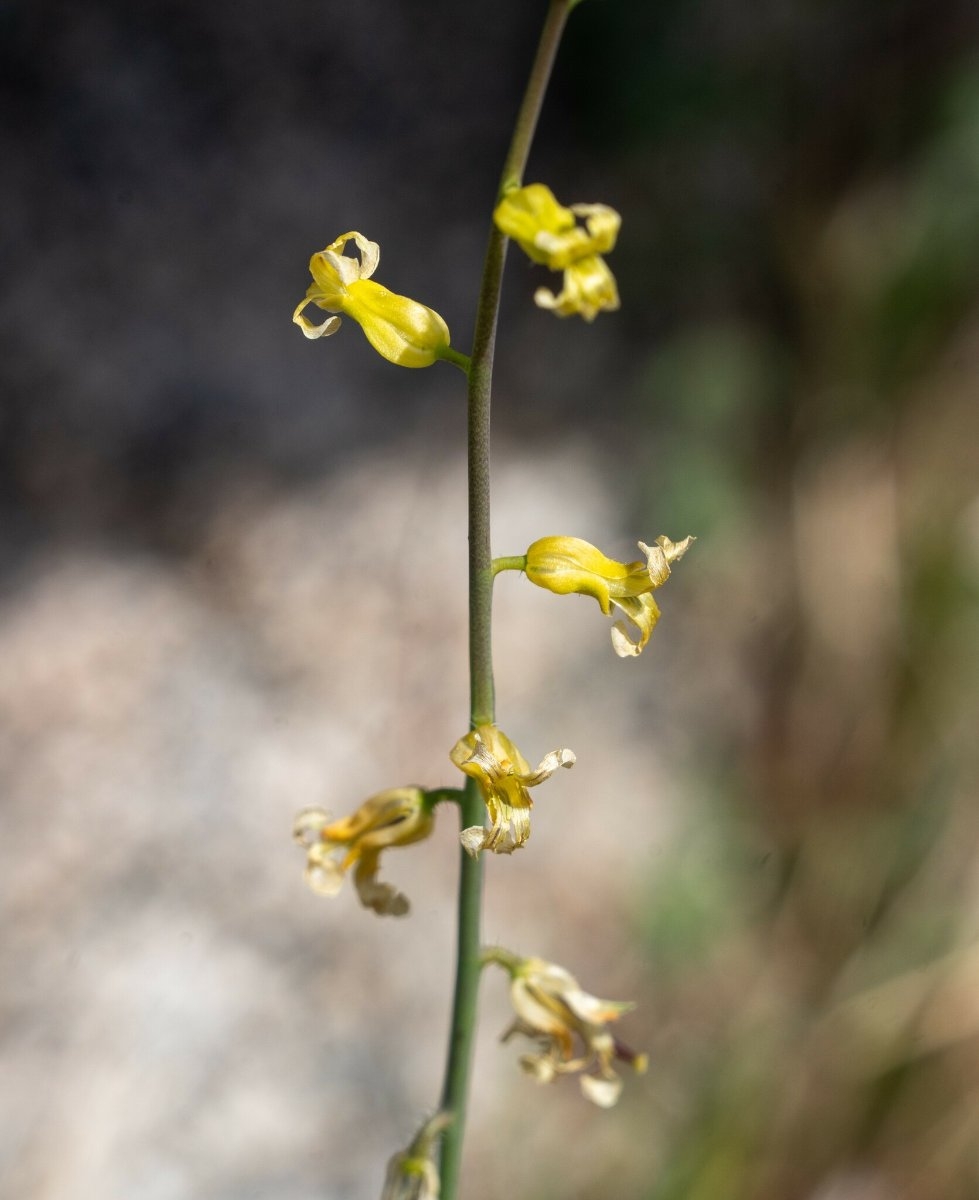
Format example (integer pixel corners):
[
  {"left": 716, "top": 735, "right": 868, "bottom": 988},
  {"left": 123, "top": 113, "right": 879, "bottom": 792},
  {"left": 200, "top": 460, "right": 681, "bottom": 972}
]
[{"left": 3, "top": 1, "right": 979, "bottom": 1197}]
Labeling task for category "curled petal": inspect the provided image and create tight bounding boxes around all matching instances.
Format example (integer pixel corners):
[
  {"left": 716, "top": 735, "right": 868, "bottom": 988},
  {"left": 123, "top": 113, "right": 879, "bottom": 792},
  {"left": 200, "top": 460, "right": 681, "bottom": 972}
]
[
  {"left": 292, "top": 301, "right": 342, "bottom": 340},
  {"left": 639, "top": 534, "right": 695, "bottom": 586},
  {"left": 520, "top": 746, "right": 577, "bottom": 787},
  {"left": 337, "top": 230, "right": 380, "bottom": 280},
  {"left": 610, "top": 593, "right": 662, "bottom": 658},
  {"left": 570, "top": 202, "right": 621, "bottom": 255},
  {"left": 534, "top": 255, "right": 620, "bottom": 321},
  {"left": 353, "top": 855, "right": 410, "bottom": 917}
]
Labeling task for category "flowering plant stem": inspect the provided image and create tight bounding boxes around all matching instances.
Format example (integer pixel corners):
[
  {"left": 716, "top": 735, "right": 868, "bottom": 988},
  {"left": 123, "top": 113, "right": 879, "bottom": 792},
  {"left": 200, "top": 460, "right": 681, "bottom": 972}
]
[{"left": 437, "top": 3, "right": 574, "bottom": 1196}]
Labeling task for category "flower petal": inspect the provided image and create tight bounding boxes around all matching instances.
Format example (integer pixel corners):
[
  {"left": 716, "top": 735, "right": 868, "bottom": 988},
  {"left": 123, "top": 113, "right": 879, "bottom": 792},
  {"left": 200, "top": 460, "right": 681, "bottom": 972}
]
[
  {"left": 610, "top": 593, "right": 661, "bottom": 658},
  {"left": 304, "top": 842, "right": 345, "bottom": 896},
  {"left": 493, "top": 184, "right": 576, "bottom": 266},
  {"left": 534, "top": 255, "right": 620, "bottom": 321},
  {"left": 571, "top": 202, "right": 621, "bottom": 254},
  {"left": 353, "top": 854, "right": 410, "bottom": 916},
  {"left": 344, "top": 279, "right": 451, "bottom": 367},
  {"left": 292, "top": 300, "right": 343, "bottom": 340},
  {"left": 517, "top": 746, "right": 576, "bottom": 787},
  {"left": 460, "top": 826, "right": 490, "bottom": 858},
  {"left": 580, "top": 1073, "right": 623, "bottom": 1108}
]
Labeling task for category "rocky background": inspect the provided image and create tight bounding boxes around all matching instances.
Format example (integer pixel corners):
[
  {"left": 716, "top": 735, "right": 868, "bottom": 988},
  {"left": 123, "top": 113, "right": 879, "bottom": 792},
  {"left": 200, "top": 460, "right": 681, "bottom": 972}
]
[{"left": 3, "top": 2, "right": 979, "bottom": 1198}]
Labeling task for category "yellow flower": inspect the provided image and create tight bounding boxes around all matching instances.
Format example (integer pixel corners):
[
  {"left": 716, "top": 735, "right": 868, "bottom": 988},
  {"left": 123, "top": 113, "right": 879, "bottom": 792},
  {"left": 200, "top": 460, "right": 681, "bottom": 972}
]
[
  {"left": 493, "top": 183, "right": 621, "bottom": 321},
  {"left": 484, "top": 948, "right": 647, "bottom": 1108},
  {"left": 449, "top": 724, "right": 575, "bottom": 857},
  {"left": 380, "top": 1112, "right": 452, "bottom": 1200},
  {"left": 292, "top": 787, "right": 434, "bottom": 916},
  {"left": 523, "top": 534, "right": 695, "bottom": 658},
  {"left": 293, "top": 231, "right": 452, "bottom": 367}
]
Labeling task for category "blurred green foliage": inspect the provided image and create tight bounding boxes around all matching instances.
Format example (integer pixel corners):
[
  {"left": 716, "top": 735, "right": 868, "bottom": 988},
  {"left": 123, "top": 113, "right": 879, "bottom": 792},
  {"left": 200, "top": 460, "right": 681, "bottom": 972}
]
[{"left": 558, "top": 4, "right": 979, "bottom": 1198}]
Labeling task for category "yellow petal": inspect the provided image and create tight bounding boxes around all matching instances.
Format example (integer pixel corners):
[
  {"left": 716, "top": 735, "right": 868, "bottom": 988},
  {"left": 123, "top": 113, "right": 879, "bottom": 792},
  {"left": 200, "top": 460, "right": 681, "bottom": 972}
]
[
  {"left": 610, "top": 593, "right": 661, "bottom": 657},
  {"left": 570, "top": 202, "right": 621, "bottom": 255},
  {"left": 345, "top": 278, "right": 451, "bottom": 367},
  {"left": 494, "top": 185, "right": 621, "bottom": 271},
  {"left": 313, "top": 231, "right": 380, "bottom": 286},
  {"left": 524, "top": 535, "right": 621, "bottom": 613},
  {"left": 292, "top": 300, "right": 343, "bottom": 340},
  {"left": 493, "top": 184, "right": 577, "bottom": 266},
  {"left": 534, "top": 255, "right": 620, "bottom": 321},
  {"left": 518, "top": 746, "right": 576, "bottom": 786}
]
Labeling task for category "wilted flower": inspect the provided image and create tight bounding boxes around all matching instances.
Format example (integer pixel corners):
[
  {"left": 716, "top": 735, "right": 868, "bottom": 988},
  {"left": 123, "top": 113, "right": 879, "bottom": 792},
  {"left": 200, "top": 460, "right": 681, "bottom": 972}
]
[
  {"left": 484, "top": 947, "right": 647, "bottom": 1108},
  {"left": 293, "top": 231, "right": 453, "bottom": 367},
  {"left": 293, "top": 787, "right": 434, "bottom": 916},
  {"left": 523, "top": 533, "right": 694, "bottom": 657},
  {"left": 380, "top": 1112, "right": 453, "bottom": 1200},
  {"left": 493, "top": 183, "right": 621, "bottom": 320},
  {"left": 449, "top": 724, "right": 575, "bottom": 856}
]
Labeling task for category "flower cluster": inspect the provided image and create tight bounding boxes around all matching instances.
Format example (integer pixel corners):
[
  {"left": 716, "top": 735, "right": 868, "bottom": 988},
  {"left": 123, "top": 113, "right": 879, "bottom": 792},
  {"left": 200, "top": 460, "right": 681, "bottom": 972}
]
[{"left": 291, "top": 167, "right": 693, "bottom": 1172}]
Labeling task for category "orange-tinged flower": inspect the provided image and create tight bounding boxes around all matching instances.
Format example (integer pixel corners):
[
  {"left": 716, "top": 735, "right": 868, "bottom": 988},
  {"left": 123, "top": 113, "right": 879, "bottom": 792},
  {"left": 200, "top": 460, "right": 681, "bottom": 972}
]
[{"left": 293, "top": 787, "right": 434, "bottom": 916}]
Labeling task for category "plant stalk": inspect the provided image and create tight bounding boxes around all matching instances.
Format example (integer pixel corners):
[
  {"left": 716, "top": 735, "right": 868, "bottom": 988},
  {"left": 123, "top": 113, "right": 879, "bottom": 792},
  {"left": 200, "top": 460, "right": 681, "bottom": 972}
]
[{"left": 437, "top": 3, "right": 574, "bottom": 1197}]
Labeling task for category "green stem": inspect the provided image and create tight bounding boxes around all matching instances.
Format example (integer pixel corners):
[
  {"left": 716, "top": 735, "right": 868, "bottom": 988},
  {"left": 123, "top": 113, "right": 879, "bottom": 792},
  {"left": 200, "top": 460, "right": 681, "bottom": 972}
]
[
  {"left": 437, "top": 3, "right": 575, "bottom": 1197},
  {"left": 438, "top": 345, "right": 473, "bottom": 375},
  {"left": 424, "top": 787, "right": 467, "bottom": 809},
  {"left": 491, "top": 555, "right": 528, "bottom": 576}
]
